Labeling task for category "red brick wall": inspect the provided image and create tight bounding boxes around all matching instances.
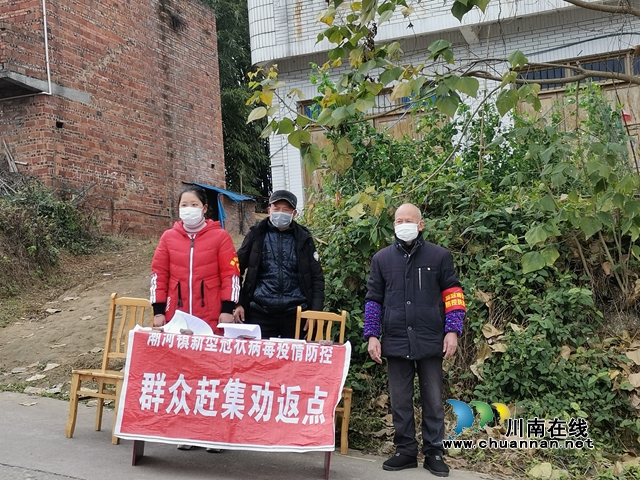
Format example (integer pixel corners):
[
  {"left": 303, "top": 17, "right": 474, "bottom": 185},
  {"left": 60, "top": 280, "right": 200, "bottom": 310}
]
[
  {"left": 221, "top": 197, "right": 256, "bottom": 236},
  {"left": 0, "top": 0, "right": 225, "bottom": 236},
  {"left": 0, "top": 0, "right": 46, "bottom": 79}
]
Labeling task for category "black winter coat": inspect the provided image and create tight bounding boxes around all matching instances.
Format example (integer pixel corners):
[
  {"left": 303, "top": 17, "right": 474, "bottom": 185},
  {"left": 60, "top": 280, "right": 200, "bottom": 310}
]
[
  {"left": 237, "top": 218, "right": 325, "bottom": 312},
  {"left": 365, "top": 236, "right": 462, "bottom": 359}
]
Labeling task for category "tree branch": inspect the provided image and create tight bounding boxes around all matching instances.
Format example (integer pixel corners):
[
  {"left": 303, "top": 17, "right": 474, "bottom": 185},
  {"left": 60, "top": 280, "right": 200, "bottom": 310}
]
[
  {"left": 465, "top": 61, "right": 640, "bottom": 86},
  {"left": 562, "top": 0, "right": 640, "bottom": 19},
  {"left": 396, "top": 85, "right": 502, "bottom": 199}
]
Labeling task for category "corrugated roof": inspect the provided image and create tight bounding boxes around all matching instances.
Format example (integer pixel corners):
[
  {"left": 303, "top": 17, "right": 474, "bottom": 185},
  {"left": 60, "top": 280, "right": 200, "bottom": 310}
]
[{"left": 193, "top": 183, "right": 255, "bottom": 204}]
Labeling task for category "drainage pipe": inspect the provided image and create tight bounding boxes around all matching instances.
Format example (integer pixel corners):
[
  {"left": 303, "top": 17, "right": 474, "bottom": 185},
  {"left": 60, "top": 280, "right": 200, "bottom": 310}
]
[{"left": 41, "top": 0, "right": 52, "bottom": 95}]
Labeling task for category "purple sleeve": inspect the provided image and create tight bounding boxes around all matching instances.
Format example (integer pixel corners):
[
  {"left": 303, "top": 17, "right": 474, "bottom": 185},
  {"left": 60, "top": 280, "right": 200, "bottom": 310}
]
[
  {"left": 445, "top": 309, "right": 465, "bottom": 336},
  {"left": 363, "top": 300, "right": 382, "bottom": 340}
]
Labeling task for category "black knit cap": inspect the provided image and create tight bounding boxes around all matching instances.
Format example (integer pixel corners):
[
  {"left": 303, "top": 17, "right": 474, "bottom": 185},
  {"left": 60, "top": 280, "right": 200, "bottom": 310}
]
[{"left": 269, "top": 190, "right": 297, "bottom": 209}]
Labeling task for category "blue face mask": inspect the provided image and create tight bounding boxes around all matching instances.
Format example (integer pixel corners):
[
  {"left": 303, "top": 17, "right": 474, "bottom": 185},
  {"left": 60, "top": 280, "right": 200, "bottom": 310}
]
[{"left": 270, "top": 211, "right": 293, "bottom": 229}]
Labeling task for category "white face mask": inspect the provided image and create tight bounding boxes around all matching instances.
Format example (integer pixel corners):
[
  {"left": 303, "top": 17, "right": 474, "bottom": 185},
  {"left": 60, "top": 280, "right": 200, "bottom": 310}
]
[
  {"left": 179, "top": 206, "right": 204, "bottom": 227},
  {"left": 395, "top": 223, "right": 419, "bottom": 242},
  {"left": 270, "top": 211, "right": 293, "bottom": 229}
]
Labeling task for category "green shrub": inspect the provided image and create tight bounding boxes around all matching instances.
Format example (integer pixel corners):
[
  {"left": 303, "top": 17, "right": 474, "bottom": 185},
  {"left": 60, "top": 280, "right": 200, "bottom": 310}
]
[
  {"left": 0, "top": 181, "right": 102, "bottom": 295},
  {"left": 301, "top": 84, "right": 640, "bottom": 461}
]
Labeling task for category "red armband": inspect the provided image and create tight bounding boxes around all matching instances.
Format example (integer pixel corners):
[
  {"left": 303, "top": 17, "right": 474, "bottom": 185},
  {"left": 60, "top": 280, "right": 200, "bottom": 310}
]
[{"left": 442, "top": 287, "right": 466, "bottom": 313}]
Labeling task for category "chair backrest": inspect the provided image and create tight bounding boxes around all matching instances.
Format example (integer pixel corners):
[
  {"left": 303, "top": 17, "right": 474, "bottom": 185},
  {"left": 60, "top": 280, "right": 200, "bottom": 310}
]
[
  {"left": 294, "top": 306, "right": 347, "bottom": 344},
  {"left": 101, "top": 293, "right": 152, "bottom": 370}
]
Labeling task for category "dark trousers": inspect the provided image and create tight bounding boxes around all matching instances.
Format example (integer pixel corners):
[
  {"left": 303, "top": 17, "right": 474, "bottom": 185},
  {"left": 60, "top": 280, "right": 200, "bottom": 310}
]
[
  {"left": 387, "top": 355, "right": 445, "bottom": 457},
  {"left": 247, "top": 307, "right": 301, "bottom": 339}
]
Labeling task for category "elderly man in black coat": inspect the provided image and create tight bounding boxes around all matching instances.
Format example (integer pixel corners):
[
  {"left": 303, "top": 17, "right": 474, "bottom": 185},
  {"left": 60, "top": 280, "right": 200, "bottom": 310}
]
[{"left": 364, "top": 203, "right": 466, "bottom": 477}]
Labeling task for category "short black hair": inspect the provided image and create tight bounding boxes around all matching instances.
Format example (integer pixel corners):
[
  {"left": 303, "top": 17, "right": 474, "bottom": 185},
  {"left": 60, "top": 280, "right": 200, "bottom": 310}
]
[{"left": 178, "top": 185, "right": 208, "bottom": 206}]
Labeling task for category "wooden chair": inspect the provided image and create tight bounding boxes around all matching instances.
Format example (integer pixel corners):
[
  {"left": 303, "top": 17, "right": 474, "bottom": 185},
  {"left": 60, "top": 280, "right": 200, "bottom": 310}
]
[
  {"left": 295, "top": 306, "right": 353, "bottom": 455},
  {"left": 65, "top": 293, "right": 152, "bottom": 444}
]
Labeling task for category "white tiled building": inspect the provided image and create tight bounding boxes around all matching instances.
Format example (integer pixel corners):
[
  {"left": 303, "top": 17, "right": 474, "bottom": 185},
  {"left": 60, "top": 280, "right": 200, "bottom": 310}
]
[{"left": 248, "top": 0, "right": 640, "bottom": 207}]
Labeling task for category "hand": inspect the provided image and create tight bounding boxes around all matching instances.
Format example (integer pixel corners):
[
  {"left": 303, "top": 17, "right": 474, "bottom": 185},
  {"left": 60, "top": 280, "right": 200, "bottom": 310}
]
[
  {"left": 368, "top": 337, "right": 382, "bottom": 364},
  {"left": 219, "top": 312, "right": 234, "bottom": 324},
  {"left": 233, "top": 305, "right": 245, "bottom": 323},
  {"left": 443, "top": 331, "right": 458, "bottom": 359},
  {"left": 153, "top": 314, "right": 166, "bottom": 327}
]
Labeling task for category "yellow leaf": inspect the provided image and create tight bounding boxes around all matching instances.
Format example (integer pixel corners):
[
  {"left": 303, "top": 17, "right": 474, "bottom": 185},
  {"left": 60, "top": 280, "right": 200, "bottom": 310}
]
[
  {"left": 627, "top": 349, "right": 640, "bottom": 365},
  {"left": 375, "top": 195, "right": 386, "bottom": 217},
  {"left": 560, "top": 345, "right": 572, "bottom": 360},
  {"left": 390, "top": 81, "right": 414, "bottom": 103},
  {"left": 245, "top": 91, "right": 261, "bottom": 105},
  {"left": 482, "top": 323, "right": 503, "bottom": 339},
  {"left": 259, "top": 90, "right": 274, "bottom": 106},
  {"left": 347, "top": 203, "right": 366, "bottom": 219},
  {"left": 609, "top": 369, "right": 620, "bottom": 380},
  {"left": 349, "top": 47, "right": 363, "bottom": 68},
  {"left": 247, "top": 106, "right": 267, "bottom": 124},
  {"left": 490, "top": 343, "right": 507, "bottom": 353},
  {"left": 318, "top": 13, "right": 334, "bottom": 26},
  {"left": 602, "top": 261, "right": 612, "bottom": 276}
]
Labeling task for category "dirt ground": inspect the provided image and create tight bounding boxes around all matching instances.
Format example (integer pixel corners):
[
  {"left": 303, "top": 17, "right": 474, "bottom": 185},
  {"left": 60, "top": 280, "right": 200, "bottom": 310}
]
[{"left": 0, "top": 233, "right": 246, "bottom": 396}]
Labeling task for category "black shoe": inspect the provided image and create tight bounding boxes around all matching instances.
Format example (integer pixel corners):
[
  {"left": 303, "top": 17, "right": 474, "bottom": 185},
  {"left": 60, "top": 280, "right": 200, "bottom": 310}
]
[
  {"left": 424, "top": 451, "right": 449, "bottom": 477},
  {"left": 382, "top": 453, "right": 418, "bottom": 471}
]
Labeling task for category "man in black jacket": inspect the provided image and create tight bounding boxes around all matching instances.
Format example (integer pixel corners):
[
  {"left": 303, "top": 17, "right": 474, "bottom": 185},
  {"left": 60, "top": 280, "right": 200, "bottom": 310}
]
[
  {"left": 233, "top": 190, "right": 324, "bottom": 338},
  {"left": 364, "top": 203, "right": 466, "bottom": 477}
]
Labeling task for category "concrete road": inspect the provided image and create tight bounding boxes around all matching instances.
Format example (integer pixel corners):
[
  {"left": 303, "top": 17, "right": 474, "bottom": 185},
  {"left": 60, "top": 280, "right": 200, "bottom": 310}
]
[{"left": 0, "top": 391, "right": 494, "bottom": 480}]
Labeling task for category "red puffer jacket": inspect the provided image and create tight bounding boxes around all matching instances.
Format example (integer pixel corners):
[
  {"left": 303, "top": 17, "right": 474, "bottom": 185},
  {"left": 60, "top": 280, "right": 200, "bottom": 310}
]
[{"left": 150, "top": 220, "right": 240, "bottom": 334}]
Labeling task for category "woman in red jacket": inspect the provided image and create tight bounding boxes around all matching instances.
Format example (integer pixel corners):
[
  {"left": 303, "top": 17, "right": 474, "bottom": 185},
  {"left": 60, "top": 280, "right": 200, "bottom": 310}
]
[{"left": 150, "top": 185, "right": 240, "bottom": 334}]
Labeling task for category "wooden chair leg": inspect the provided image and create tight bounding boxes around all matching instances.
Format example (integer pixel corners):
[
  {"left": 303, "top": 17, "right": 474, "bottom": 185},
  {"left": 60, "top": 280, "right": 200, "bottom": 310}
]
[
  {"left": 339, "top": 388, "right": 352, "bottom": 455},
  {"left": 95, "top": 380, "right": 105, "bottom": 432},
  {"left": 111, "top": 378, "right": 123, "bottom": 445},
  {"left": 65, "top": 374, "right": 81, "bottom": 438},
  {"left": 339, "top": 417, "right": 348, "bottom": 455}
]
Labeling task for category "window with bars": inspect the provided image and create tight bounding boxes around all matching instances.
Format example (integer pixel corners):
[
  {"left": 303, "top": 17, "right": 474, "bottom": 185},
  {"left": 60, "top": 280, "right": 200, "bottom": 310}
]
[{"left": 518, "top": 49, "right": 638, "bottom": 90}]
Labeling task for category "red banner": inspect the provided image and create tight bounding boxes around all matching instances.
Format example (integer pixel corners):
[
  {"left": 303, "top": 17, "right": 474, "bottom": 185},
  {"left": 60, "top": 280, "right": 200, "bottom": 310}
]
[{"left": 115, "top": 329, "right": 351, "bottom": 452}]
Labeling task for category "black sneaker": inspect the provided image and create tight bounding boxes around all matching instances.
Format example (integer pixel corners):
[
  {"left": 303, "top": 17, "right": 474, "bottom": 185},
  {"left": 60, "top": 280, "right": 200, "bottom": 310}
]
[
  {"left": 382, "top": 453, "right": 418, "bottom": 471},
  {"left": 424, "top": 450, "right": 449, "bottom": 477}
]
